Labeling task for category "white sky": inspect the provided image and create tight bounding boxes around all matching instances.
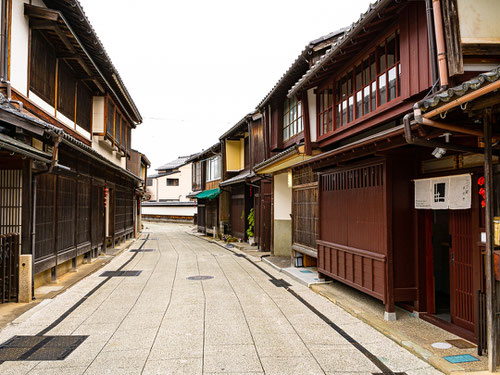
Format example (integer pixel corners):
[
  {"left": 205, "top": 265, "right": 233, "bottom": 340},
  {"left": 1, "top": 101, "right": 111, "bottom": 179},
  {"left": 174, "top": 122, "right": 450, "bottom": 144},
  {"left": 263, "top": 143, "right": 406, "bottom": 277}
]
[{"left": 79, "top": 0, "right": 373, "bottom": 171}]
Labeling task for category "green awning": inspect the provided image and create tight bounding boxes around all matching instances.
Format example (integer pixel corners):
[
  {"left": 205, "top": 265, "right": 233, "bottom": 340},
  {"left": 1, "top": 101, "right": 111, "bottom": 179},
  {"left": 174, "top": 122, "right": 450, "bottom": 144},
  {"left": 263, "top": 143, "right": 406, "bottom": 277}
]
[{"left": 195, "top": 188, "right": 221, "bottom": 200}]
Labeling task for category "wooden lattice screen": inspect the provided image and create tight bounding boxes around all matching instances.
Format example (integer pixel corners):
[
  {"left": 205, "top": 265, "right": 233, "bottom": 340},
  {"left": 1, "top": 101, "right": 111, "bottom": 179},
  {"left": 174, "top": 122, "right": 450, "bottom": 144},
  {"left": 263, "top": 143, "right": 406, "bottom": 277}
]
[{"left": 0, "top": 170, "right": 22, "bottom": 236}]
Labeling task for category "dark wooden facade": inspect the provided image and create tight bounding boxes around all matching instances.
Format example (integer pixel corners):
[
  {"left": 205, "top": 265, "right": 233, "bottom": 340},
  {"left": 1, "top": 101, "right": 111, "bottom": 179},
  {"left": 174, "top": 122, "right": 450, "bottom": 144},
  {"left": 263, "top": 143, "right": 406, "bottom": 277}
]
[{"left": 33, "top": 146, "right": 136, "bottom": 275}]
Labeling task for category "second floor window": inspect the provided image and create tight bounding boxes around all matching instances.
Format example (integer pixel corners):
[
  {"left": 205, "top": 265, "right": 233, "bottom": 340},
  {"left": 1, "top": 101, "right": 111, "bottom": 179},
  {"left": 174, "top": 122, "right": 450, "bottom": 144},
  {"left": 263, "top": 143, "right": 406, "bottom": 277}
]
[
  {"left": 193, "top": 162, "right": 202, "bottom": 190},
  {"left": 146, "top": 179, "right": 153, "bottom": 187},
  {"left": 283, "top": 96, "right": 303, "bottom": 141},
  {"left": 318, "top": 30, "right": 401, "bottom": 136},
  {"left": 207, "top": 156, "right": 221, "bottom": 181},
  {"left": 167, "top": 178, "right": 179, "bottom": 186}
]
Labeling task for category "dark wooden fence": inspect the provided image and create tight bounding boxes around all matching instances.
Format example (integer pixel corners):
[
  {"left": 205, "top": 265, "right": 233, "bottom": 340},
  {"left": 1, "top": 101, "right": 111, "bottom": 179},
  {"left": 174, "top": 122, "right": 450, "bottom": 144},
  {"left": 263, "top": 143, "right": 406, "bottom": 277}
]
[
  {"left": 0, "top": 233, "right": 19, "bottom": 303},
  {"left": 34, "top": 173, "right": 135, "bottom": 274}
]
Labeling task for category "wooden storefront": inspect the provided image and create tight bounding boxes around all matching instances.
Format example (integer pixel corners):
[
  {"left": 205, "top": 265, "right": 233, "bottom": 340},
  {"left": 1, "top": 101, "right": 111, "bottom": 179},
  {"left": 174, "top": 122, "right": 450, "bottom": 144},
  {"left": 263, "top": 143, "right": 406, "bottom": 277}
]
[
  {"left": 230, "top": 184, "right": 247, "bottom": 240},
  {"left": 33, "top": 146, "right": 137, "bottom": 276},
  {"left": 317, "top": 156, "right": 417, "bottom": 315}
]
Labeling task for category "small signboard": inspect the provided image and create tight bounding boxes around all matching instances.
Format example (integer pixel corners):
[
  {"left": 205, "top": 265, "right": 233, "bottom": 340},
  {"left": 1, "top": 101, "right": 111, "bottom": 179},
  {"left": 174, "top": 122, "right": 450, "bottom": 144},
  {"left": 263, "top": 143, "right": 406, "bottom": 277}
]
[{"left": 414, "top": 174, "right": 471, "bottom": 210}]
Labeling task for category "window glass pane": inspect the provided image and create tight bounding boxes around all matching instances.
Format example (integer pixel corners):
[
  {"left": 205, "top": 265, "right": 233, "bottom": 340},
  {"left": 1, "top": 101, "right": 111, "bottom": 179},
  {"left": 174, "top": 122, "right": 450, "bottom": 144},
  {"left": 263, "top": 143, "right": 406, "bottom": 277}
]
[
  {"left": 378, "top": 73, "right": 387, "bottom": 106},
  {"left": 396, "top": 30, "right": 400, "bottom": 62},
  {"left": 328, "top": 86, "right": 333, "bottom": 107},
  {"left": 356, "top": 91, "right": 362, "bottom": 119},
  {"left": 363, "top": 86, "right": 370, "bottom": 115},
  {"left": 335, "top": 104, "right": 341, "bottom": 129},
  {"left": 355, "top": 64, "right": 362, "bottom": 90},
  {"left": 398, "top": 63, "right": 401, "bottom": 97},
  {"left": 347, "top": 71, "right": 353, "bottom": 95},
  {"left": 342, "top": 100, "right": 347, "bottom": 126},
  {"left": 371, "top": 82, "right": 376, "bottom": 110},
  {"left": 336, "top": 81, "right": 341, "bottom": 101},
  {"left": 348, "top": 96, "right": 354, "bottom": 122},
  {"left": 370, "top": 54, "right": 377, "bottom": 80},
  {"left": 388, "top": 66, "right": 397, "bottom": 101},
  {"left": 387, "top": 34, "right": 396, "bottom": 67},
  {"left": 363, "top": 58, "right": 370, "bottom": 86},
  {"left": 378, "top": 43, "right": 386, "bottom": 72},
  {"left": 328, "top": 108, "right": 333, "bottom": 132}
]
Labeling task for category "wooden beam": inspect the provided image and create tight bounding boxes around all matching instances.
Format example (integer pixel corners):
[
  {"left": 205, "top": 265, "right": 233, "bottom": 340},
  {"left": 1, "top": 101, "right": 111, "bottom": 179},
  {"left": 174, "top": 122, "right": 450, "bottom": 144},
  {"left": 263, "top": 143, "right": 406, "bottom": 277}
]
[
  {"left": 24, "top": 4, "right": 59, "bottom": 22},
  {"left": 484, "top": 109, "right": 497, "bottom": 372}
]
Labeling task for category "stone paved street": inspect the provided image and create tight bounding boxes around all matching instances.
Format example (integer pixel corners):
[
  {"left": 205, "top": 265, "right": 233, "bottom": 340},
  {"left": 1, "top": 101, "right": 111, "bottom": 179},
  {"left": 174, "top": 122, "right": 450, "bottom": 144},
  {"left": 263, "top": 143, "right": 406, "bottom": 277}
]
[{"left": 0, "top": 223, "right": 443, "bottom": 374}]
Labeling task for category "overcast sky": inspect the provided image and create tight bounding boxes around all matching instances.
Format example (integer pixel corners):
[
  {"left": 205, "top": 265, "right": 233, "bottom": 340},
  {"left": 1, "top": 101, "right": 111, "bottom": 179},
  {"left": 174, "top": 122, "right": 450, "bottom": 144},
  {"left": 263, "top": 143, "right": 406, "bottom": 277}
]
[{"left": 79, "top": 0, "right": 373, "bottom": 171}]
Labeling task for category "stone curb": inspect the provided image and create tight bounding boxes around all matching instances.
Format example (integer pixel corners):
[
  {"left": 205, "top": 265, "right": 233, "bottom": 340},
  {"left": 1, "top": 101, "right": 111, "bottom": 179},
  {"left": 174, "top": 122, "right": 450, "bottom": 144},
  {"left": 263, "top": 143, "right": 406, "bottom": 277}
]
[{"left": 310, "top": 285, "right": 466, "bottom": 375}]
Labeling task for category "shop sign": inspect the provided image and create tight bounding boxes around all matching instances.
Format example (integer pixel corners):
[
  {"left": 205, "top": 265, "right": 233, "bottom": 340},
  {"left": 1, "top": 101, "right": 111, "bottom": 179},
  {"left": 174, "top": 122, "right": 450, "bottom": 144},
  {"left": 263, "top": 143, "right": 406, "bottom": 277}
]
[{"left": 414, "top": 174, "right": 471, "bottom": 210}]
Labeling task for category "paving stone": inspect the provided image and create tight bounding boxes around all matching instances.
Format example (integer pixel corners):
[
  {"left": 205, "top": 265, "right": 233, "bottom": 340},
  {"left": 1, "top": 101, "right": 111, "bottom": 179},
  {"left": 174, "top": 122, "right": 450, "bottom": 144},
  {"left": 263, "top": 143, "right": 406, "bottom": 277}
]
[
  {"left": 204, "top": 344, "right": 262, "bottom": 373},
  {"left": 142, "top": 358, "right": 202, "bottom": 374}
]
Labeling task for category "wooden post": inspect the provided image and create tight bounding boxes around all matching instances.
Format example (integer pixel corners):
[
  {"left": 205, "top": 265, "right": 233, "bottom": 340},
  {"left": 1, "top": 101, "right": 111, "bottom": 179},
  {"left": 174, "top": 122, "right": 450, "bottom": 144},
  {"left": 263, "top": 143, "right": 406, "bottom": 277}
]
[{"left": 484, "top": 109, "right": 497, "bottom": 372}]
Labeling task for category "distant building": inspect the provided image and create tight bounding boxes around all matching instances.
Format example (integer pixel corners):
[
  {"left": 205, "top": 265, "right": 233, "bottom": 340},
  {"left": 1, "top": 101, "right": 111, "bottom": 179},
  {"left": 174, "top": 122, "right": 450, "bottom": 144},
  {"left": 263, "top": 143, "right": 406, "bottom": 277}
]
[{"left": 142, "top": 155, "right": 196, "bottom": 221}]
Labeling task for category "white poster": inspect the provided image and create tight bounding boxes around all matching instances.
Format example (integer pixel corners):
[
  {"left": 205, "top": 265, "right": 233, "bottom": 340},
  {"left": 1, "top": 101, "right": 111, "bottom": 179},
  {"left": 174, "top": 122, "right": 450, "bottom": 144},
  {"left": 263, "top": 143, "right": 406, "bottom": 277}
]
[
  {"left": 415, "top": 179, "right": 432, "bottom": 209},
  {"left": 449, "top": 174, "right": 472, "bottom": 209},
  {"left": 414, "top": 174, "right": 471, "bottom": 210}
]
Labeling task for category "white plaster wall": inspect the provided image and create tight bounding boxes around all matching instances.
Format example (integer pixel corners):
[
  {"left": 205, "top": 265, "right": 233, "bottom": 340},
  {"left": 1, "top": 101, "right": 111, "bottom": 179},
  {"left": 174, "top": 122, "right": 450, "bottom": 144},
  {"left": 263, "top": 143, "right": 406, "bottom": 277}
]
[
  {"left": 273, "top": 172, "right": 292, "bottom": 220},
  {"left": 91, "top": 136, "right": 126, "bottom": 168},
  {"left": 142, "top": 205, "right": 196, "bottom": 217},
  {"left": 10, "top": 0, "right": 31, "bottom": 95},
  {"left": 93, "top": 97, "right": 105, "bottom": 133},
  {"left": 146, "top": 179, "right": 157, "bottom": 201},
  {"left": 155, "top": 163, "right": 192, "bottom": 202},
  {"left": 307, "top": 88, "right": 317, "bottom": 142}
]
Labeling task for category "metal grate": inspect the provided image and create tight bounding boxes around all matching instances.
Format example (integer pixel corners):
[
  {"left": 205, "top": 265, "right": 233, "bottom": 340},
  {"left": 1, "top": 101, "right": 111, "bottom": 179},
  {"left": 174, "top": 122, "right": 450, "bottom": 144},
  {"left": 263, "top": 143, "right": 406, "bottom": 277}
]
[
  {"left": 129, "top": 249, "right": 155, "bottom": 252},
  {"left": 187, "top": 276, "right": 213, "bottom": 281},
  {"left": 100, "top": 271, "right": 142, "bottom": 277},
  {"left": 0, "top": 335, "right": 87, "bottom": 361}
]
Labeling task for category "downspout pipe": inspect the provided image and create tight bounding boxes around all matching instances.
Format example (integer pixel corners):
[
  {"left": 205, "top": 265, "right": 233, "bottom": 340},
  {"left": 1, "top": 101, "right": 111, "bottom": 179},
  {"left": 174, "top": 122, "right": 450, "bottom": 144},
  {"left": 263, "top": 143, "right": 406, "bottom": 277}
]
[
  {"left": 0, "top": 0, "right": 21, "bottom": 111},
  {"left": 432, "top": 0, "right": 449, "bottom": 89},
  {"left": 425, "top": 0, "right": 439, "bottom": 89}
]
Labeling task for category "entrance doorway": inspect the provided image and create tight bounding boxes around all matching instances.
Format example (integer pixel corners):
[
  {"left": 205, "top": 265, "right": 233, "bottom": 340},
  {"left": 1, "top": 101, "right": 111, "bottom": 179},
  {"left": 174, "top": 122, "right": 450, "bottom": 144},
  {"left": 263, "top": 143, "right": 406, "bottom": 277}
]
[
  {"left": 426, "top": 209, "right": 475, "bottom": 333},
  {"left": 432, "top": 210, "right": 451, "bottom": 322}
]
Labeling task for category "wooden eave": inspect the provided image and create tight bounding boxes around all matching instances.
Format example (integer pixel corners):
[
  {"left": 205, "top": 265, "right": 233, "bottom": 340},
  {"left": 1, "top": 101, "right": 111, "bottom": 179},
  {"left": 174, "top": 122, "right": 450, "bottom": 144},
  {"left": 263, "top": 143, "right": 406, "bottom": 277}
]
[
  {"left": 289, "top": 0, "right": 402, "bottom": 96},
  {"left": 24, "top": 4, "right": 138, "bottom": 127}
]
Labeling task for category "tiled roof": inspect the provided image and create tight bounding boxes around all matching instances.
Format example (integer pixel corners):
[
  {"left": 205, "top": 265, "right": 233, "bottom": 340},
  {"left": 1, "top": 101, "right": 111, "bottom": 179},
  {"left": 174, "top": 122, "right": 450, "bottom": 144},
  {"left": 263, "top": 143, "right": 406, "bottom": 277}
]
[
  {"left": 42, "top": 0, "right": 142, "bottom": 123},
  {"left": 288, "top": 0, "right": 393, "bottom": 97},
  {"left": 416, "top": 66, "right": 500, "bottom": 112},
  {"left": 0, "top": 95, "right": 141, "bottom": 182},
  {"left": 257, "top": 28, "right": 346, "bottom": 108},
  {"left": 156, "top": 155, "right": 194, "bottom": 171},
  {"left": 219, "top": 170, "right": 255, "bottom": 187}
]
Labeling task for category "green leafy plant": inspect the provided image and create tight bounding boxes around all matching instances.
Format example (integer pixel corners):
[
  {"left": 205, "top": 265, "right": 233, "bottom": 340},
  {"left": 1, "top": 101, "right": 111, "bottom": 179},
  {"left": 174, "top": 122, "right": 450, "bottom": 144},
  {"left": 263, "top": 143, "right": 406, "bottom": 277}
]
[{"left": 246, "top": 208, "right": 255, "bottom": 238}]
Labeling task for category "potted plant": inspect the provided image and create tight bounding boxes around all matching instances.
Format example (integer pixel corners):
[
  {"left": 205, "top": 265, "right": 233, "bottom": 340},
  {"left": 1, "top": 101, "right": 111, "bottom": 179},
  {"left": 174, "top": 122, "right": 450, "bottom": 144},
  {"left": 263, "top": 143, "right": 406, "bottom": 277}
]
[{"left": 246, "top": 208, "right": 256, "bottom": 246}]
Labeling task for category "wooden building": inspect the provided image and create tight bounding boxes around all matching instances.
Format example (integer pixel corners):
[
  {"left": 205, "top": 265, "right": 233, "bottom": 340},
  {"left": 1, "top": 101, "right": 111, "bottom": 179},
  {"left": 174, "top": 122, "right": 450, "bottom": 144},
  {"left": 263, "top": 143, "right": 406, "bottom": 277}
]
[
  {"left": 0, "top": 0, "right": 145, "bottom": 301},
  {"left": 142, "top": 155, "right": 196, "bottom": 222},
  {"left": 219, "top": 113, "right": 271, "bottom": 249},
  {"left": 188, "top": 143, "right": 222, "bottom": 235},
  {"left": 285, "top": 0, "right": 500, "bottom": 345},
  {"left": 254, "top": 30, "right": 345, "bottom": 260}
]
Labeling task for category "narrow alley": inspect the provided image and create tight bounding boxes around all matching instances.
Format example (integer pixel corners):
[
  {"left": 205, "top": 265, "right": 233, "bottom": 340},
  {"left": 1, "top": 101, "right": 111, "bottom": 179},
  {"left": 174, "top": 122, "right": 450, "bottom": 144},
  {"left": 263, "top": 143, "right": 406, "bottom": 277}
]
[{"left": 0, "top": 223, "right": 441, "bottom": 374}]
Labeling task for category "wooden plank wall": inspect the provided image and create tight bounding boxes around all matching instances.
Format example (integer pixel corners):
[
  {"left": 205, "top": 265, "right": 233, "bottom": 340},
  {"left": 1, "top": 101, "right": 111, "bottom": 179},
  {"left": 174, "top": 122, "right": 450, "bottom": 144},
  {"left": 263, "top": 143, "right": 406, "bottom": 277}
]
[{"left": 318, "top": 161, "right": 387, "bottom": 302}]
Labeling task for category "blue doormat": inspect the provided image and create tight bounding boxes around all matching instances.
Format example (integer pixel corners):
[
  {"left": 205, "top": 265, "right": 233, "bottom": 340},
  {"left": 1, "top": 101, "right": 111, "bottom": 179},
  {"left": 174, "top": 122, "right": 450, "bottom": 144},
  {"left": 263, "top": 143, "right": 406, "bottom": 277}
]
[
  {"left": 443, "top": 354, "right": 479, "bottom": 363},
  {"left": 299, "top": 270, "right": 313, "bottom": 274}
]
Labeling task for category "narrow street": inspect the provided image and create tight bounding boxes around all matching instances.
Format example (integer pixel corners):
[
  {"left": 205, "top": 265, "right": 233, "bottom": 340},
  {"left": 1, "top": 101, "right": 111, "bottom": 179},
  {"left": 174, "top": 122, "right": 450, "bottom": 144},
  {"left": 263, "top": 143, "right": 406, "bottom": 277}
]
[{"left": 0, "top": 223, "right": 441, "bottom": 375}]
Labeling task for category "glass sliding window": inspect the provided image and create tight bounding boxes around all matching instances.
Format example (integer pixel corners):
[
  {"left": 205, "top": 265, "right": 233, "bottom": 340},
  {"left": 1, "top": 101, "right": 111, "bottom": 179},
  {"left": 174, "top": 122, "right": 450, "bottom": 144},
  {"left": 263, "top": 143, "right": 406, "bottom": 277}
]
[
  {"left": 166, "top": 179, "right": 179, "bottom": 186},
  {"left": 318, "top": 84, "right": 334, "bottom": 136},
  {"left": 317, "top": 29, "right": 401, "bottom": 136},
  {"left": 283, "top": 96, "right": 303, "bottom": 141},
  {"left": 206, "top": 156, "right": 221, "bottom": 181}
]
